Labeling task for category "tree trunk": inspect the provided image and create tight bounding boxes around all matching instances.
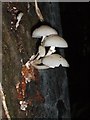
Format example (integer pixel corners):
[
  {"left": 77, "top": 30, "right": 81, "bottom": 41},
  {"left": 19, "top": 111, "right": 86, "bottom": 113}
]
[{"left": 2, "top": 2, "right": 70, "bottom": 119}]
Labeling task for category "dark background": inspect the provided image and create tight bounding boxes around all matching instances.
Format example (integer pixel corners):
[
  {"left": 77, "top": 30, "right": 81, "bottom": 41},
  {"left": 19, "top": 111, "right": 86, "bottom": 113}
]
[{"left": 60, "top": 3, "right": 89, "bottom": 118}]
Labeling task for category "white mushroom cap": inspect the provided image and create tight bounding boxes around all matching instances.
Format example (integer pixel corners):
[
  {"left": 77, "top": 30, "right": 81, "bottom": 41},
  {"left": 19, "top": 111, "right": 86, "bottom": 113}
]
[
  {"left": 42, "top": 54, "right": 69, "bottom": 68},
  {"left": 32, "top": 25, "right": 58, "bottom": 38},
  {"left": 42, "top": 35, "right": 68, "bottom": 48}
]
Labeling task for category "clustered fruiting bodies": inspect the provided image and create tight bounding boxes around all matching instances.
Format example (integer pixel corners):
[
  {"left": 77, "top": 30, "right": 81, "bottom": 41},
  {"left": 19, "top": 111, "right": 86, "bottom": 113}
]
[
  {"left": 16, "top": 25, "right": 69, "bottom": 111},
  {"left": 30, "top": 25, "right": 69, "bottom": 69}
]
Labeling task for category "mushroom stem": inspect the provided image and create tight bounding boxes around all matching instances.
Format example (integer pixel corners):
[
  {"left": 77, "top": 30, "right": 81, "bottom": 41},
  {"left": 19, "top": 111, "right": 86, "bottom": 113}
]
[
  {"left": 29, "top": 53, "right": 39, "bottom": 61},
  {"left": 46, "top": 46, "right": 56, "bottom": 56},
  {"left": 35, "top": 0, "right": 44, "bottom": 22},
  {"left": 25, "top": 61, "right": 30, "bottom": 69},
  {"left": 32, "top": 59, "right": 42, "bottom": 65},
  {"left": 41, "top": 36, "right": 46, "bottom": 44},
  {"left": 36, "top": 55, "right": 41, "bottom": 60}
]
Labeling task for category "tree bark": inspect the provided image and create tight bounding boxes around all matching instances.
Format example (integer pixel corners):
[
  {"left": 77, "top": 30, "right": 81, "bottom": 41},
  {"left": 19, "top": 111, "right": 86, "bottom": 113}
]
[{"left": 2, "top": 2, "right": 70, "bottom": 119}]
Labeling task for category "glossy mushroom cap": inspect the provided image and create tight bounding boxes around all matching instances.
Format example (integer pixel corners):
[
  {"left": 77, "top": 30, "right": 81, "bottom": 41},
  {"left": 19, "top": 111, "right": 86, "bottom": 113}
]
[
  {"left": 42, "top": 35, "right": 68, "bottom": 48},
  {"left": 32, "top": 25, "right": 58, "bottom": 38},
  {"left": 42, "top": 54, "right": 69, "bottom": 68}
]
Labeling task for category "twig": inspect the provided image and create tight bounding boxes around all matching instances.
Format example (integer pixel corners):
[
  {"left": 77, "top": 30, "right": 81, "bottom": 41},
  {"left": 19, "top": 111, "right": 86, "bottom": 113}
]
[
  {"left": 0, "top": 83, "right": 11, "bottom": 120},
  {"left": 35, "top": 0, "right": 44, "bottom": 22}
]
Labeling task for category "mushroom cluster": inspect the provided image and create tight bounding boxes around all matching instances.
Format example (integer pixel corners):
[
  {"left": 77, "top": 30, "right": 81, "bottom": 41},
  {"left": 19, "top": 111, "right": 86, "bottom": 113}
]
[
  {"left": 16, "top": 25, "right": 69, "bottom": 111},
  {"left": 30, "top": 25, "right": 69, "bottom": 69}
]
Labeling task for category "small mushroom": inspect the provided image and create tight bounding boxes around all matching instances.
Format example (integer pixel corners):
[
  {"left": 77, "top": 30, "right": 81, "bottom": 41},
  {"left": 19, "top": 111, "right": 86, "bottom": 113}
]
[
  {"left": 42, "top": 54, "right": 69, "bottom": 68},
  {"left": 36, "top": 45, "right": 46, "bottom": 60},
  {"left": 16, "top": 12, "right": 23, "bottom": 29},
  {"left": 30, "top": 45, "right": 45, "bottom": 62},
  {"left": 42, "top": 35, "right": 68, "bottom": 56},
  {"left": 32, "top": 25, "right": 58, "bottom": 42}
]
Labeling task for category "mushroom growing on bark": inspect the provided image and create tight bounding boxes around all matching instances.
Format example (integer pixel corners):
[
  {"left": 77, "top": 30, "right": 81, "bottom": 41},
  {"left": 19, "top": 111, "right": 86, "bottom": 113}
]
[
  {"left": 16, "top": 12, "right": 23, "bottom": 29},
  {"left": 29, "top": 45, "right": 46, "bottom": 62},
  {"left": 29, "top": 25, "right": 69, "bottom": 70},
  {"left": 42, "top": 35, "right": 68, "bottom": 56},
  {"left": 36, "top": 45, "right": 46, "bottom": 60},
  {"left": 42, "top": 54, "right": 69, "bottom": 68},
  {"left": 31, "top": 54, "right": 69, "bottom": 69},
  {"left": 32, "top": 25, "right": 58, "bottom": 43}
]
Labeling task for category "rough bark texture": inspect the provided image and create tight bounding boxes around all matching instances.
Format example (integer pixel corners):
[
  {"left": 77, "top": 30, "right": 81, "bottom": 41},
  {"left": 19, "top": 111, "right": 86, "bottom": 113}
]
[{"left": 2, "top": 2, "right": 70, "bottom": 119}]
